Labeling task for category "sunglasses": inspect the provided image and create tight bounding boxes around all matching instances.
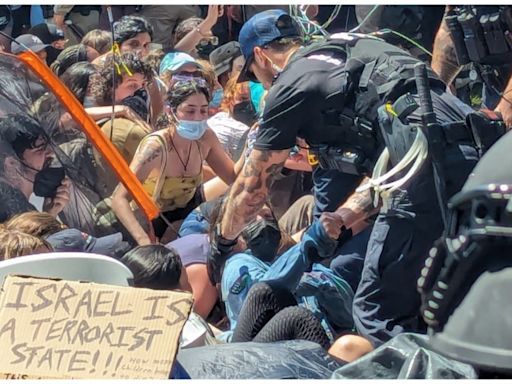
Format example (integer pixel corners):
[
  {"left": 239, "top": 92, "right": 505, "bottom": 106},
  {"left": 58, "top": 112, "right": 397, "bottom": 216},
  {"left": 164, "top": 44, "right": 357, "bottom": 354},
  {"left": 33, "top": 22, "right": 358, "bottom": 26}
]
[
  {"left": 172, "top": 75, "right": 208, "bottom": 87},
  {"left": 197, "top": 36, "right": 219, "bottom": 47}
]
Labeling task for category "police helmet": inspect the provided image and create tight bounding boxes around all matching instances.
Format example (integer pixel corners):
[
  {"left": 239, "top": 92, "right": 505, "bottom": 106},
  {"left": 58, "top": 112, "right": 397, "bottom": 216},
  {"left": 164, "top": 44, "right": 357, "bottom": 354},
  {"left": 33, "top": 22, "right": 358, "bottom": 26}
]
[{"left": 417, "top": 130, "right": 512, "bottom": 374}]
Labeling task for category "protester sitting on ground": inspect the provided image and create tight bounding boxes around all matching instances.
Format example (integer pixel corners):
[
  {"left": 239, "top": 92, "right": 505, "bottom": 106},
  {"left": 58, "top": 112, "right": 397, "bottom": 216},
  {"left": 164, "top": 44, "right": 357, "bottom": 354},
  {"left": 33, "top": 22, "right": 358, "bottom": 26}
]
[
  {"left": 209, "top": 41, "right": 244, "bottom": 88},
  {"left": 10, "top": 34, "right": 49, "bottom": 62},
  {"left": 159, "top": 51, "right": 204, "bottom": 91},
  {"left": 111, "top": 79, "right": 236, "bottom": 244},
  {"left": 0, "top": 114, "right": 70, "bottom": 222},
  {"left": 98, "top": 15, "right": 164, "bottom": 126},
  {"left": 91, "top": 52, "right": 152, "bottom": 108},
  {"left": 0, "top": 229, "right": 53, "bottom": 260},
  {"left": 28, "top": 23, "right": 66, "bottom": 65},
  {"left": 215, "top": 208, "right": 355, "bottom": 347},
  {"left": 59, "top": 61, "right": 97, "bottom": 105},
  {"left": 81, "top": 29, "right": 112, "bottom": 55},
  {"left": 173, "top": 5, "right": 223, "bottom": 58},
  {"left": 120, "top": 243, "right": 218, "bottom": 349},
  {"left": 4, "top": 211, "right": 130, "bottom": 257},
  {"left": 50, "top": 44, "right": 99, "bottom": 77},
  {"left": 113, "top": 15, "right": 154, "bottom": 59},
  {"left": 84, "top": 52, "right": 153, "bottom": 196},
  {"left": 121, "top": 244, "right": 190, "bottom": 291},
  {"left": 207, "top": 73, "right": 255, "bottom": 160}
]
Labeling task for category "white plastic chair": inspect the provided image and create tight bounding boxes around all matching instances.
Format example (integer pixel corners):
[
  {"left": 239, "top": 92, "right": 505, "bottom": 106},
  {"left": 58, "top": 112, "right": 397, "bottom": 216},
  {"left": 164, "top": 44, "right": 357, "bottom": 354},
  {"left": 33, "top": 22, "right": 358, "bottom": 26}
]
[{"left": 0, "top": 252, "right": 133, "bottom": 287}]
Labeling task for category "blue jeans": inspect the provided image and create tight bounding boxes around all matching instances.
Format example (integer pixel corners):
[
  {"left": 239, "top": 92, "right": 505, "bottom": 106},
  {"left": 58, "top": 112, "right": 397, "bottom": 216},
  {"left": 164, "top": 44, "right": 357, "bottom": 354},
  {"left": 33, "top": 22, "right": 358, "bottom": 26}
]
[
  {"left": 179, "top": 208, "right": 210, "bottom": 237},
  {"left": 221, "top": 220, "right": 354, "bottom": 341}
]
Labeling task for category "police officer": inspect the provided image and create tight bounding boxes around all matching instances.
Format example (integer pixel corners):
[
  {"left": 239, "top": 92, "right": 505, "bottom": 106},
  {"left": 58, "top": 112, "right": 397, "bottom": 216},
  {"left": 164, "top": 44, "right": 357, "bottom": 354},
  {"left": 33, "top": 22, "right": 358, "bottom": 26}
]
[
  {"left": 207, "top": 9, "right": 504, "bottom": 349},
  {"left": 431, "top": 6, "right": 512, "bottom": 127},
  {"left": 355, "top": 5, "right": 445, "bottom": 61},
  {"left": 419, "top": 130, "right": 512, "bottom": 378}
]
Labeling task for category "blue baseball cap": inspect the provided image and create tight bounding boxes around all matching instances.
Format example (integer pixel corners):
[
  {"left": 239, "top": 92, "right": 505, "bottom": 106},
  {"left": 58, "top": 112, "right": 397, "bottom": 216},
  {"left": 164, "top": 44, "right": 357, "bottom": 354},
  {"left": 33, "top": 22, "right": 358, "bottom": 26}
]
[
  {"left": 159, "top": 51, "right": 201, "bottom": 76},
  {"left": 237, "top": 9, "right": 301, "bottom": 83}
]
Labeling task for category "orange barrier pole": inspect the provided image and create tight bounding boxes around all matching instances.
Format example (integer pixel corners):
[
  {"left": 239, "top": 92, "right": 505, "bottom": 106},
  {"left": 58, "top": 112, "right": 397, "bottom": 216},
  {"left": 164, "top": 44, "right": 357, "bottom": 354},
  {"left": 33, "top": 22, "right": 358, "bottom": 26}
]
[{"left": 17, "top": 51, "right": 159, "bottom": 221}]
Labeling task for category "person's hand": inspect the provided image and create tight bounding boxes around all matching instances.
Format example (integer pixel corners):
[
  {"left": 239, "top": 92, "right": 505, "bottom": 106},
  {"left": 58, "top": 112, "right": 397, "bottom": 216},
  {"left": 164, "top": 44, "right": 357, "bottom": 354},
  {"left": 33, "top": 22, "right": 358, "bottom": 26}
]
[
  {"left": 53, "top": 14, "right": 66, "bottom": 30},
  {"left": 495, "top": 103, "right": 512, "bottom": 131},
  {"left": 43, "top": 177, "right": 71, "bottom": 217},
  {"left": 207, "top": 226, "right": 238, "bottom": 285},
  {"left": 202, "top": 5, "right": 223, "bottom": 33},
  {"left": 319, "top": 212, "right": 344, "bottom": 240}
]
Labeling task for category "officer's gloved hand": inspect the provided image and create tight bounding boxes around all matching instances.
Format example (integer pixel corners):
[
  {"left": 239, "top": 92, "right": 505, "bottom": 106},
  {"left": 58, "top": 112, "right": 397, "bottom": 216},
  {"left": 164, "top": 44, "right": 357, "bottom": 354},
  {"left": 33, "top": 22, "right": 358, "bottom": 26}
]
[
  {"left": 207, "top": 226, "right": 238, "bottom": 285},
  {"left": 301, "top": 212, "right": 352, "bottom": 263}
]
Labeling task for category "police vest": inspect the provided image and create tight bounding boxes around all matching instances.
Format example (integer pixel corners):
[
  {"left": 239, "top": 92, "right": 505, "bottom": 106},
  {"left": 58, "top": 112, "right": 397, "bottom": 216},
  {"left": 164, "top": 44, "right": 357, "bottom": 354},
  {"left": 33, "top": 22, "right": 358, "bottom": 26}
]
[
  {"left": 445, "top": 6, "right": 512, "bottom": 66},
  {"left": 294, "top": 35, "right": 444, "bottom": 175}
]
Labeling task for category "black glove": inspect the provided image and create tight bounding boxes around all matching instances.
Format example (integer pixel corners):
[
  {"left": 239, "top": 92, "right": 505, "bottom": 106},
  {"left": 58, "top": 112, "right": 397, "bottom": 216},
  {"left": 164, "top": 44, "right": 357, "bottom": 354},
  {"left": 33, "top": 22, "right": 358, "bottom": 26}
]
[{"left": 207, "top": 225, "right": 238, "bottom": 285}]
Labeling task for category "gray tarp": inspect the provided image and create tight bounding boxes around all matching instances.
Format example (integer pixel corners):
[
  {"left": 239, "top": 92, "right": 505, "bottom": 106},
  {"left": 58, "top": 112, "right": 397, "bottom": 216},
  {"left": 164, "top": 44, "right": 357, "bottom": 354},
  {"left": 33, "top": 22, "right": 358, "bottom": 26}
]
[
  {"left": 177, "top": 340, "right": 343, "bottom": 379},
  {"left": 331, "top": 333, "right": 478, "bottom": 379}
]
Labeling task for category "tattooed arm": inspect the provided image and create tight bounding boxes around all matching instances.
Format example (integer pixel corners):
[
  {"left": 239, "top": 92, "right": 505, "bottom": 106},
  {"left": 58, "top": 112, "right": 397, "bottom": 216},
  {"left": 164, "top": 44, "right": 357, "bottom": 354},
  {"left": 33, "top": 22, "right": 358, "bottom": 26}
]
[
  {"left": 219, "top": 148, "right": 290, "bottom": 240},
  {"left": 431, "top": 7, "right": 461, "bottom": 86},
  {"left": 335, "top": 177, "right": 381, "bottom": 236},
  {"left": 111, "top": 136, "right": 163, "bottom": 245}
]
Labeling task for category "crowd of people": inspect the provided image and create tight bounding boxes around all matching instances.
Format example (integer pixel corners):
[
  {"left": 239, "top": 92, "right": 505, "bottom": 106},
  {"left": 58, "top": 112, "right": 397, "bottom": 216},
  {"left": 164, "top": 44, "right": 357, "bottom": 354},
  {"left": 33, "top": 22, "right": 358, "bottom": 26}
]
[{"left": 0, "top": 4, "right": 511, "bottom": 379}]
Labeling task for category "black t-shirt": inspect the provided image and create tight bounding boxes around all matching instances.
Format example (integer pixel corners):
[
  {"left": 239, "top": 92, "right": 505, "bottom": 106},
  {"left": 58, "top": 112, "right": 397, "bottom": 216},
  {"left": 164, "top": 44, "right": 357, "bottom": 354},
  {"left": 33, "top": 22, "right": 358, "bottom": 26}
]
[{"left": 254, "top": 48, "right": 350, "bottom": 151}]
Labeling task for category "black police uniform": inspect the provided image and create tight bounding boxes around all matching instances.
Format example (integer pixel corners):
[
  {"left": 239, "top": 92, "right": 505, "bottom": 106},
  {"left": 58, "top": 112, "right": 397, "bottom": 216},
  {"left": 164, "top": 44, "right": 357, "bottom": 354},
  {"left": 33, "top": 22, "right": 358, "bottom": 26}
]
[
  {"left": 445, "top": 5, "right": 512, "bottom": 109},
  {"left": 253, "top": 35, "right": 483, "bottom": 346}
]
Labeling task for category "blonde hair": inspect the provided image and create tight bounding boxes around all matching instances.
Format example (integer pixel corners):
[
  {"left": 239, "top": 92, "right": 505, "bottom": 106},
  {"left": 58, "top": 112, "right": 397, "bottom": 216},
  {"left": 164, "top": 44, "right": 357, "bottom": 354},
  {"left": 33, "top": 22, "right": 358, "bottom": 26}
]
[
  {"left": 82, "top": 29, "right": 113, "bottom": 55},
  {"left": 0, "top": 230, "right": 52, "bottom": 261},
  {"left": 5, "top": 211, "right": 65, "bottom": 238}
]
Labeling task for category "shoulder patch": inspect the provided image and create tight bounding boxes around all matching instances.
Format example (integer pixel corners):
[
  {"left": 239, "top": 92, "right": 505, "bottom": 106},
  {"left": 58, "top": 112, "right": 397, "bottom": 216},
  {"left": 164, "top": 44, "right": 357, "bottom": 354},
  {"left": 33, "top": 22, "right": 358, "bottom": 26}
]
[{"left": 230, "top": 270, "right": 251, "bottom": 295}]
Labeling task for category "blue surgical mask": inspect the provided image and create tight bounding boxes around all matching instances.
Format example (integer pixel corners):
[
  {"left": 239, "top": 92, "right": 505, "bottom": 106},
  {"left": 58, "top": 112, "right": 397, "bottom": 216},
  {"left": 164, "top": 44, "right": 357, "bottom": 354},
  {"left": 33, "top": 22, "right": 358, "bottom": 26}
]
[
  {"left": 210, "top": 88, "right": 224, "bottom": 108},
  {"left": 176, "top": 119, "right": 208, "bottom": 140}
]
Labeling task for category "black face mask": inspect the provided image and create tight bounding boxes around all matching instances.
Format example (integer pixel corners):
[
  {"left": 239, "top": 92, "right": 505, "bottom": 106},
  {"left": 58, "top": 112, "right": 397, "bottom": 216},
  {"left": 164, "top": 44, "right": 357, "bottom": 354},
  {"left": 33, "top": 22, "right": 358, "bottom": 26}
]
[
  {"left": 242, "top": 217, "right": 282, "bottom": 263},
  {"left": 196, "top": 41, "right": 218, "bottom": 60},
  {"left": 33, "top": 167, "right": 65, "bottom": 198},
  {"left": 233, "top": 101, "right": 258, "bottom": 127}
]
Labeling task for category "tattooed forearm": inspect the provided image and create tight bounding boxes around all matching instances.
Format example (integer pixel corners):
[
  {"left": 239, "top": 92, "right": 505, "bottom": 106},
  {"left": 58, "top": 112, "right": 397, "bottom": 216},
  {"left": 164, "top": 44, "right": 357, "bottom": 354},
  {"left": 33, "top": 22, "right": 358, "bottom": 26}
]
[
  {"left": 335, "top": 177, "right": 380, "bottom": 228},
  {"left": 220, "top": 149, "right": 288, "bottom": 239}
]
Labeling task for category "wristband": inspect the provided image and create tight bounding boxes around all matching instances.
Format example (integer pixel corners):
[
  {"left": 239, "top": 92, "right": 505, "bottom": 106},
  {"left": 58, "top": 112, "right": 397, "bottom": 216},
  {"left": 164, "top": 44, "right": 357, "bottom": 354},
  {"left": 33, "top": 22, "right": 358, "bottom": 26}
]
[
  {"left": 195, "top": 27, "right": 208, "bottom": 38},
  {"left": 214, "top": 224, "right": 238, "bottom": 247}
]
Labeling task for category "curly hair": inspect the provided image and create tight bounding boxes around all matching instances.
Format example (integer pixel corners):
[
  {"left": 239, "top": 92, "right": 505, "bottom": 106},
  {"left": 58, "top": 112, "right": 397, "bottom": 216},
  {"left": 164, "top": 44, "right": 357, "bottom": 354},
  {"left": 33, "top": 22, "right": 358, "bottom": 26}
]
[
  {"left": 166, "top": 79, "right": 211, "bottom": 113},
  {"left": 220, "top": 70, "right": 251, "bottom": 114},
  {"left": 90, "top": 52, "right": 154, "bottom": 106}
]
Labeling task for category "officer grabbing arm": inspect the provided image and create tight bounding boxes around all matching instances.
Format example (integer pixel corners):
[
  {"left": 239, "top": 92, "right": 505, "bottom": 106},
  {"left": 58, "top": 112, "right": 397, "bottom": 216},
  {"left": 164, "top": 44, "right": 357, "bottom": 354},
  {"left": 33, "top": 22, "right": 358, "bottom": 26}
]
[{"left": 210, "top": 10, "right": 379, "bottom": 283}]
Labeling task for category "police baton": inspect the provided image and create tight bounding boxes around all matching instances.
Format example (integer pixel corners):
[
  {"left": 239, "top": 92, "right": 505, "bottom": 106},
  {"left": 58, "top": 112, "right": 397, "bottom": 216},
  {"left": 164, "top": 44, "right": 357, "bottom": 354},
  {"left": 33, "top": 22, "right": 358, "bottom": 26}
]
[{"left": 414, "top": 62, "right": 449, "bottom": 229}]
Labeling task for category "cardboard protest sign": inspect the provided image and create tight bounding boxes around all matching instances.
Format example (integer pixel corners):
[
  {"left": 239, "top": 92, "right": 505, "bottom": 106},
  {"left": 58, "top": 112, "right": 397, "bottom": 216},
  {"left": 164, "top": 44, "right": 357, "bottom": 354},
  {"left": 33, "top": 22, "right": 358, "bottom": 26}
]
[{"left": 0, "top": 275, "right": 193, "bottom": 379}]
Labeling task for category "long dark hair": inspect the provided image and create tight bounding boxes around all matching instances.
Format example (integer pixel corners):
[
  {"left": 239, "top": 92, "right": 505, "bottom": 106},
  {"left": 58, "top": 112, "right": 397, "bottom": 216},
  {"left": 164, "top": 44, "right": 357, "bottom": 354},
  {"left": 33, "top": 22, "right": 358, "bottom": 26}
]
[{"left": 59, "top": 62, "right": 97, "bottom": 105}]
